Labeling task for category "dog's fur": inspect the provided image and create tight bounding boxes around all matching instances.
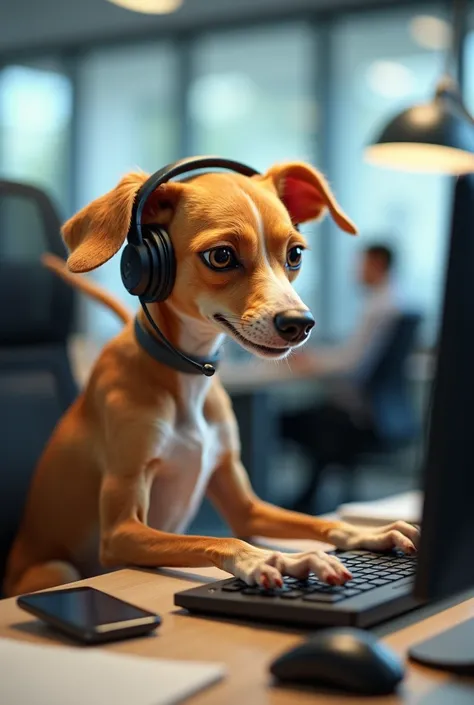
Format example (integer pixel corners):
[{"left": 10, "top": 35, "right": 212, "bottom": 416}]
[{"left": 4, "top": 161, "right": 419, "bottom": 597}]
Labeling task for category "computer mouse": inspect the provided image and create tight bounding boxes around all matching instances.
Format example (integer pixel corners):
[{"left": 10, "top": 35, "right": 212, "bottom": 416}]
[{"left": 270, "top": 627, "right": 404, "bottom": 695}]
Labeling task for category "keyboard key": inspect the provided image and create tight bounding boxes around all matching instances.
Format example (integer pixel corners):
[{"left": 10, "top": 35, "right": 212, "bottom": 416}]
[
  {"left": 303, "top": 593, "right": 344, "bottom": 604},
  {"left": 357, "top": 583, "right": 377, "bottom": 591},
  {"left": 341, "top": 589, "right": 362, "bottom": 598},
  {"left": 280, "top": 590, "right": 304, "bottom": 599},
  {"left": 242, "top": 587, "right": 261, "bottom": 595},
  {"left": 369, "top": 579, "right": 391, "bottom": 587},
  {"left": 325, "top": 586, "right": 346, "bottom": 593},
  {"left": 308, "top": 586, "right": 341, "bottom": 595}
]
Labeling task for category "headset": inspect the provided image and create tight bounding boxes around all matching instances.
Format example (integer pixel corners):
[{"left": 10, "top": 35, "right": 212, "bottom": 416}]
[{"left": 120, "top": 156, "right": 260, "bottom": 376}]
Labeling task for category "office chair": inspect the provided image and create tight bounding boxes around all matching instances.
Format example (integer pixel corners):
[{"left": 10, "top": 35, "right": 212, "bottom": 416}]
[
  {"left": 0, "top": 181, "right": 77, "bottom": 593},
  {"left": 281, "top": 312, "right": 421, "bottom": 513}
]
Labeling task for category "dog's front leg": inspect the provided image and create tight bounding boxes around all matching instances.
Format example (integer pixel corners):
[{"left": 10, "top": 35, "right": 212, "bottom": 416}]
[
  {"left": 98, "top": 467, "right": 348, "bottom": 588},
  {"left": 207, "top": 452, "right": 341, "bottom": 542},
  {"left": 207, "top": 452, "right": 419, "bottom": 555},
  {"left": 99, "top": 470, "right": 248, "bottom": 570}
]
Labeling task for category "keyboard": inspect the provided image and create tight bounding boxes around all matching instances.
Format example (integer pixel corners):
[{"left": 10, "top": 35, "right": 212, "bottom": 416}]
[
  {"left": 221, "top": 549, "right": 417, "bottom": 602},
  {"left": 175, "top": 550, "right": 422, "bottom": 628}
]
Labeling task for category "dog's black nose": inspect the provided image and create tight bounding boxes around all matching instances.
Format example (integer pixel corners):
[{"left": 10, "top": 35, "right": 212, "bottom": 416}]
[{"left": 274, "top": 309, "right": 315, "bottom": 343}]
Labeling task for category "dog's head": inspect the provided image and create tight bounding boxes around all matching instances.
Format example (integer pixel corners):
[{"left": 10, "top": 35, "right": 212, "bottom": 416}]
[{"left": 63, "top": 161, "right": 356, "bottom": 359}]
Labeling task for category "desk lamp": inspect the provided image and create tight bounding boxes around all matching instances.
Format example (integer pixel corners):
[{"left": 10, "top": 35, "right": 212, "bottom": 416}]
[{"left": 365, "top": 0, "right": 474, "bottom": 175}]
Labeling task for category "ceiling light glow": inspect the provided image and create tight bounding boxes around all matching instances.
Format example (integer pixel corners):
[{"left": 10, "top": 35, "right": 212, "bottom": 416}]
[{"left": 105, "top": 0, "right": 183, "bottom": 15}]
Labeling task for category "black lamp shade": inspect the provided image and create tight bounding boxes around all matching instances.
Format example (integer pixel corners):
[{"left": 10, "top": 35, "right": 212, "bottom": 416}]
[{"left": 366, "top": 84, "right": 474, "bottom": 174}]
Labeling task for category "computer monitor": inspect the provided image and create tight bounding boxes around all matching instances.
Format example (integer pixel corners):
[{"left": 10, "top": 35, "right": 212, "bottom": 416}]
[{"left": 409, "top": 173, "right": 474, "bottom": 673}]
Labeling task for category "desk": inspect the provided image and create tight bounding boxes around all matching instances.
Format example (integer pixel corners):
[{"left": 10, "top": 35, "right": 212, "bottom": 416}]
[{"left": 1, "top": 544, "right": 473, "bottom": 705}]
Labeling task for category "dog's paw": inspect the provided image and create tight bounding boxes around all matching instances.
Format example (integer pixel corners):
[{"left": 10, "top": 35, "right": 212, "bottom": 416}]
[
  {"left": 328, "top": 521, "right": 420, "bottom": 554},
  {"left": 224, "top": 546, "right": 352, "bottom": 588}
]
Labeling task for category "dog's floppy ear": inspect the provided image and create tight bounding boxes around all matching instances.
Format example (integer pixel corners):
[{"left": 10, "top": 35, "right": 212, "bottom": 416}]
[
  {"left": 257, "top": 162, "right": 357, "bottom": 234},
  {"left": 62, "top": 173, "right": 185, "bottom": 273}
]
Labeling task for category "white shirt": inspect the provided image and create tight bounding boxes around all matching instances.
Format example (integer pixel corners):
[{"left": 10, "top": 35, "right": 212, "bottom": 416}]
[{"left": 315, "top": 281, "right": 400, "bottom": 381}]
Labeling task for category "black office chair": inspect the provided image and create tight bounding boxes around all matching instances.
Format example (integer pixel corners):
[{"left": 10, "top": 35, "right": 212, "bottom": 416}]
[
  {"left": 282, "top": 312, "right": 422, "bottom": 513},
  {"left": 0, "top": 181, "right": 77, "bottom": 593},
  {"left": 363, "top": 312, "right": 421, "bottom": 446}
]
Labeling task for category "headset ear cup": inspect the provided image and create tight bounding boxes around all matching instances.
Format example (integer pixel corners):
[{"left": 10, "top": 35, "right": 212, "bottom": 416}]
[
  {"left": 141, "top": 227, "right": 176, "bottom": 303},
  {"left": 160, "top": 229, "right": 176, "bottom": 300},
  {"left": 120, "top": 242, "right": 151, "bottom": 296}
]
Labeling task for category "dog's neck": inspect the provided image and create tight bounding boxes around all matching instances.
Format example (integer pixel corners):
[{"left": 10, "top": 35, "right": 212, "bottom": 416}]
[{"left": 138, "top": 301, "right": 224, "bottom": 369}]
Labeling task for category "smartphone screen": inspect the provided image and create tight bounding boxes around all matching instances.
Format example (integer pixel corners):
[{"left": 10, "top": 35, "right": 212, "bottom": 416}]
[{"left": 18, "top": 586, "right": 161, "bottom": 643}]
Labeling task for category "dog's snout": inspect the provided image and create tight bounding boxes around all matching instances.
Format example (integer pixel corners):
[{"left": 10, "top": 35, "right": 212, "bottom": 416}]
[{"left": 274, "top": 309, "right": 315, "bottom": 343}]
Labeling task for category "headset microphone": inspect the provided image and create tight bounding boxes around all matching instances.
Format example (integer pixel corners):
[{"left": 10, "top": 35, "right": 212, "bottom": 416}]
[
  {"left": 139, "top": 298, "right": 216, "bottom": 377},
  {"left": 120, "top": 156, "right": 260, "bottom": 377}
]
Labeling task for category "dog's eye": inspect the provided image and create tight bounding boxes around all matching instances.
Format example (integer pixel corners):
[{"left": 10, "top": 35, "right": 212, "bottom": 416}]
[
  {"left": 201, "top": 247, "right": 240, "bottom": 271},
  {"left": 286, "top": 246, "right": 303, "bottom": 270}
]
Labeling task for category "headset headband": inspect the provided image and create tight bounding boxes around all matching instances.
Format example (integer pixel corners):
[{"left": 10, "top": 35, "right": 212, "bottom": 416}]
[{"left": 128, "top": 156, "right": 260, "bottom": 246}]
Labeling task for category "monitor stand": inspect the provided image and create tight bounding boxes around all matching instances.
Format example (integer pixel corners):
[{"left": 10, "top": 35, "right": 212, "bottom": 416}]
[{"left": 408, "top": 617, "right": 474, "bottom": 674}]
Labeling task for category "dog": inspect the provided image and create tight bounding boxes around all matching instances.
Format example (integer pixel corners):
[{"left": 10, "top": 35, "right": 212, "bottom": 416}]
[{"left": 4, "top": 160, "right": 419, "bottom": 597}]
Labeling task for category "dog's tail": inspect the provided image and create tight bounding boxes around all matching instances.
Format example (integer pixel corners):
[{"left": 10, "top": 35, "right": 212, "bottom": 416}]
[{"left": 42, "top": 253, "right": 133, "bottom": 325}]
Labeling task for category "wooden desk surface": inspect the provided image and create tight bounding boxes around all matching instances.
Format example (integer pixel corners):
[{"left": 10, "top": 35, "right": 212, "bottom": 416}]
[{"left": 1, "top": 544, "right": 473, "bottom": 705}]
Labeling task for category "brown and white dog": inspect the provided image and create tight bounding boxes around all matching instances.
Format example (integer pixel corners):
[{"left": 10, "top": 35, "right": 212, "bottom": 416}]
[{"left": 4, "top": 161, "right": 419, "bottom": 597}]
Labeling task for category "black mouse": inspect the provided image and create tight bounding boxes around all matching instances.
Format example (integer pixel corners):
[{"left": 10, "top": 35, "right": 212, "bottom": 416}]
[{"left": 270, "top": 628, "right": 404, "bottom": 695}]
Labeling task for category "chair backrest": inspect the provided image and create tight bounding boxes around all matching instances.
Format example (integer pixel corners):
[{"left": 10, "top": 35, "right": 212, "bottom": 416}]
[
  {"left": 0, "top": 180, "right": 77, "bottom": 590},
  {"left": 364, "top": 312, "right": 422, "bottom": 444}
]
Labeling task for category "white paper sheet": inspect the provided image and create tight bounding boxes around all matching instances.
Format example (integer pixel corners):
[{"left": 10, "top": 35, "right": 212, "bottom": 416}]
[
  {"left": 337, "top": 490, "right": 423, "bottom": 526},
  {"left": 0, "top": 637, "right": 226, "bottom": 705}
]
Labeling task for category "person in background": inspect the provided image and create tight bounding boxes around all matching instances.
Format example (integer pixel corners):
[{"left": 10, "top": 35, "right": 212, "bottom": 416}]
[
  {"left": 293, "top": 243, "right": 400, "bottom": 379},
  {"left": 282, "top": 242, "right": 404, "bottom": 513}
]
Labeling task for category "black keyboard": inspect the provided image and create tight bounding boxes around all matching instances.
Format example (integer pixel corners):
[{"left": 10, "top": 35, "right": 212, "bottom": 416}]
[
  {"left": 220, "top": 550, "right": 417, "bottom": 604},
  {"left": 175, "top": 550, "right": 420, "bottom": 628}
]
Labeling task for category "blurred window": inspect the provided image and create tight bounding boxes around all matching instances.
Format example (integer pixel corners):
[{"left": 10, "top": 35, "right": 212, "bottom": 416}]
[
  {"left": 189, "top": 23, "right": 322, "bottom": 344},
  {"left": 329, "top": 6, "right": 450, "bottom": 345},
  {"left": 463, "top": 15, "right": 474, "bottom": 115},
  {"left": 0, "top": 60, "right": 72, "bottom": 210},
  {"left": 0, "top": 6, "right": 457, "bottom": 350},
  {"left": 76, "top": 42, "right": 180, "bottom": 342}
]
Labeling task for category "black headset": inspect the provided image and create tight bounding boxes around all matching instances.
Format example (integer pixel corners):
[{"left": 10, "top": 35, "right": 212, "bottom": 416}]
[{"left": 120, "top": 156, "right": 260, "bottom": 376}]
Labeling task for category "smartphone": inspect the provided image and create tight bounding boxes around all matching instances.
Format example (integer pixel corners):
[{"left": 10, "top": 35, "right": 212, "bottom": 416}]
[{"left": 17, "top": 586, "right": 161, "bottom": 644}]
